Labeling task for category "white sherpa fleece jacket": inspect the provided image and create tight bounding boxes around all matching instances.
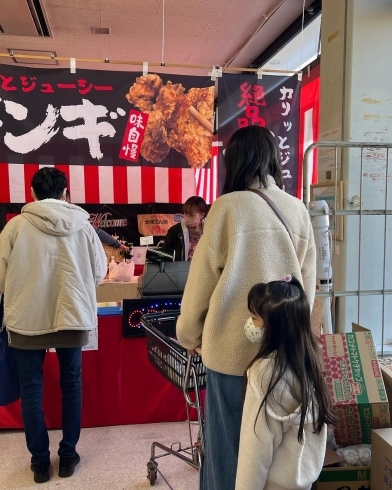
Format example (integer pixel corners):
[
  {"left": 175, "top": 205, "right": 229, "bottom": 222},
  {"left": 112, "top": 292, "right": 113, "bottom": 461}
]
[
  {"left": 176, "top": 178, "right": 316, "bottom": 376},
  {"left": 235, "top": 357, "right": 326, "bottom": 490}
]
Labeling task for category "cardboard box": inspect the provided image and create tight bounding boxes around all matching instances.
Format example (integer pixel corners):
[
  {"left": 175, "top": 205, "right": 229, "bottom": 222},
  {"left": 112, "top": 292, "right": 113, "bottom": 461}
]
[
  {"left": 313, "top": 447, "right": 370, "bottom": 490},
  {"left": 371, "top": 428, "right": 392, "bottom": 489},
  {"left": 379, "top": 357, "right": 392, "bottom": 421},
  {"left": 316, "top": 467, "right": 370, "bottom": 490},
  {"left": 322, "top": 329, "right": 390, "bottom": 446}
]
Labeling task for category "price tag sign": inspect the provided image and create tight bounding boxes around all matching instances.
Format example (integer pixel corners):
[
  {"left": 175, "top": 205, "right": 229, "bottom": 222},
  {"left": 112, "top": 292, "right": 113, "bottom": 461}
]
[{"left": 140, "top": 236, "right": 154, "bottom": 246}]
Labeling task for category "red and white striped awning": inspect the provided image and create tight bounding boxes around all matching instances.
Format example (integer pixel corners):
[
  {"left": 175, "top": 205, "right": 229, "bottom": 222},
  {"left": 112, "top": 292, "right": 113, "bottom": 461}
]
[{"left": 0, "top": 153, "right": 219, "bottom": 205}]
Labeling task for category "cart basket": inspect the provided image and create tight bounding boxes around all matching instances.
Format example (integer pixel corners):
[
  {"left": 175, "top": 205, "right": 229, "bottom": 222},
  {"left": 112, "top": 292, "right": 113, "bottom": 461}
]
[{"left": 141, "top": 311, "right": 206, "bottom": 392}]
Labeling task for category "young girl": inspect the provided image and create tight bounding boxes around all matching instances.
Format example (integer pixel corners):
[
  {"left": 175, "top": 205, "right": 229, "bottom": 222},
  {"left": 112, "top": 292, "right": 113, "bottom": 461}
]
[{"left": 235, "top": 275, "right": 335, "bottom": 490}]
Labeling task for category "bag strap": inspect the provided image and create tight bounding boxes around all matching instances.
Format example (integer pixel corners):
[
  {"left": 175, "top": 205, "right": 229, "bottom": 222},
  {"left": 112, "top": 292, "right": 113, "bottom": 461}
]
[{"left": 247, "top": 188, "right": 295, "bottom": 246}]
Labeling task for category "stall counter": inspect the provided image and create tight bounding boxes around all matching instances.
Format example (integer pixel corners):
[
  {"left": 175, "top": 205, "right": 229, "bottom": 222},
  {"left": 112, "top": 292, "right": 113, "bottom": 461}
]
[
  {"left": 96, "top": 276, "right": 140, "bottom": 303},
  {"left": 0, "top": 314, "right": 201, "bottom": 428}
]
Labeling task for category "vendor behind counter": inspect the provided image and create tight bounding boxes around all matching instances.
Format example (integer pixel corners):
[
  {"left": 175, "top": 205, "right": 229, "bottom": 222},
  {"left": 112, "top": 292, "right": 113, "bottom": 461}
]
[{"left": 160, "top": 196, "right": 208, "bottom": 261}]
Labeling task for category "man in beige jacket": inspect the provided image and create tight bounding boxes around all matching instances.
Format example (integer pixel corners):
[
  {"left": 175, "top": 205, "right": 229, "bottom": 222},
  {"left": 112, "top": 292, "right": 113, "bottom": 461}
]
[{"left": 0, "top": 167, "right": 107, "bottom": 483}]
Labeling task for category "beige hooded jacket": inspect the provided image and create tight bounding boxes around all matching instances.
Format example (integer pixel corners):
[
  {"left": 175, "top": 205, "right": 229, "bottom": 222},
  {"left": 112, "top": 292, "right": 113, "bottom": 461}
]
[{"left": 0, "top": 199, "right": 107, "bottom": 336}]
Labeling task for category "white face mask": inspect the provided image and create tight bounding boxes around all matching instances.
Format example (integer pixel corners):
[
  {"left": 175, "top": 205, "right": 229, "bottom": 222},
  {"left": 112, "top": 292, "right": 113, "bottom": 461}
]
[{"left": 244, "top": 317, "right": 265, "bottom": 344}]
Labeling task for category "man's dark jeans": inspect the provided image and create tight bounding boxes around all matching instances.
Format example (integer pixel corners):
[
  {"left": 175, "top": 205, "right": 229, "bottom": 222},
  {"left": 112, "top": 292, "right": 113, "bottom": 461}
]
[{"left": 13, "top": 347, "right": 82, "bottom": 464}]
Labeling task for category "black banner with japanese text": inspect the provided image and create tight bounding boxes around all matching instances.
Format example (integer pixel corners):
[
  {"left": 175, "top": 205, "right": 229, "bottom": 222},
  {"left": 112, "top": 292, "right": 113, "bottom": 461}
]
[
  {"left": 0, "top": 66, "right": 214, "bottom": 169},
  {"left": 217, "top": 74, "right": 300, "bottom": 196}
]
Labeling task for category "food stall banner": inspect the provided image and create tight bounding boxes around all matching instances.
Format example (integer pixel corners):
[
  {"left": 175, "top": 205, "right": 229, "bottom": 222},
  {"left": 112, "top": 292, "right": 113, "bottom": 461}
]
[
  {"left": 218, "top": 74, "right": 300, "bottom": 197},
  {"left": 137, "top": 213, "right": 183, "bottom": 236},
  {"left": 0, "top": 66, "right": 215, "bottom": 204}
]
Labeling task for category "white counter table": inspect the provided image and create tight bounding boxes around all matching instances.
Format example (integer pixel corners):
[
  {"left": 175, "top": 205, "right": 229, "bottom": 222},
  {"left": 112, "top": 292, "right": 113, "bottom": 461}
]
[{"left": 96, "top": 276, "right": 140, "bottom": 303}]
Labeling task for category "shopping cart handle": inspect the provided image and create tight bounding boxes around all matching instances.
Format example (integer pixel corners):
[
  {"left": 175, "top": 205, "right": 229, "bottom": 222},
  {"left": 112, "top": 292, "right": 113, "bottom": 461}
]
[{"left": 156, "top": 316, "right": 177, "bottom": 322}]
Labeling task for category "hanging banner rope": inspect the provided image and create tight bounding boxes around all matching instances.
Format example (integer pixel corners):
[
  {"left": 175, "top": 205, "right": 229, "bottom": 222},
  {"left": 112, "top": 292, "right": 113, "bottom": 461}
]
[{"left": 0, "top": 52, "right": 299, "bottom": 74}]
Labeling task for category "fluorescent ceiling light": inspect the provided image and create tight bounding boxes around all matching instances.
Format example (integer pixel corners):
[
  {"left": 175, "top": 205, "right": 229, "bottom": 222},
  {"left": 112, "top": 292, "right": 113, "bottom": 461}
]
[{"left": 260, "top": 14, "right": 321, "bottom": 72}]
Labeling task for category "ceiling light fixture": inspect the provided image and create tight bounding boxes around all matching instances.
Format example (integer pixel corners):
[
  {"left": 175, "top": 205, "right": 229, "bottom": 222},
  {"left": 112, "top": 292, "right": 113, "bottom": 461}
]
[{"left": 91, "top": 27, "right": 111, "bottom": 35}]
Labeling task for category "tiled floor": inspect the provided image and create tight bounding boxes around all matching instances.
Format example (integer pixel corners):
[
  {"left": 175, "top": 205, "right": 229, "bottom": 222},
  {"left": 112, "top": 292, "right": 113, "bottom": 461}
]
[{"left": 0, "top": 422, "right": 200, "bottom": 490}]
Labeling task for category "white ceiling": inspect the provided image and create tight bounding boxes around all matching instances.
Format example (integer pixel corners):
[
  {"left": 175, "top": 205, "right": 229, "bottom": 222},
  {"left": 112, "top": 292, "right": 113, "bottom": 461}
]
[{"left": 0, "top": 0, "right": 313, "bottom": 75}]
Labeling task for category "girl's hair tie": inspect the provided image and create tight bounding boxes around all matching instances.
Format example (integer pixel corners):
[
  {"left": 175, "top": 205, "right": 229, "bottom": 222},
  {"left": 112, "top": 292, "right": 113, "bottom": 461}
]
[{"left": 283, "top": 274, "right": 292, "bottom": 283}]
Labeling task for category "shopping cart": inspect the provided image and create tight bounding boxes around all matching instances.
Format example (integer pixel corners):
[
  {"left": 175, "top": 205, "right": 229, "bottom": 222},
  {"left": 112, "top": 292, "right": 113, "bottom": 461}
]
[{"left": 141, "top": 311, "right": 206, "bottom": 489}]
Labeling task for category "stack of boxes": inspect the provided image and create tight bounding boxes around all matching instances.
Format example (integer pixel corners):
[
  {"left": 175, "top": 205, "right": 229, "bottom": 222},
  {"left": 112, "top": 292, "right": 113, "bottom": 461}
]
[
  {"left": 314, "top": 326, "right": 390, "bottom": 489},
  {"left": 369, "top": 358, "right": 392, "bottom": 488}
]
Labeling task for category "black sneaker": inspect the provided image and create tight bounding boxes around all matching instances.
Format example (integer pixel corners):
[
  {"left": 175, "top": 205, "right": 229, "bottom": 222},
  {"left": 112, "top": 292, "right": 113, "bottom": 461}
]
[
  {"left": 58, "top": 453, "right": 80, "bottom": 478},
  {"left": 30, "top": 461, "right": 50, "bottom": 483}
]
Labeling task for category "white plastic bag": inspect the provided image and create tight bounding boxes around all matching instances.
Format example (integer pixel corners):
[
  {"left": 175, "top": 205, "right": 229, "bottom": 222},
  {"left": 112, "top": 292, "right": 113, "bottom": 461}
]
[
  {"left": 336, "top": 444, "right": 371, "bottom": 467},
  {"left": 109, "top": 261, "right": 135, "bottom": 282}
]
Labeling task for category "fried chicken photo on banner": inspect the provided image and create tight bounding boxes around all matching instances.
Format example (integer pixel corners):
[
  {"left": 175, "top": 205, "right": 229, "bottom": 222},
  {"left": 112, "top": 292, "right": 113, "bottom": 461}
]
[
  {"left": 167, "top": 86, "right": 214, "bottom": 168},
  {"left": 125, "top": 75, "right": 214, "bottom": 167},
  {"left": 153, "top": 81, "right": 185, "bottom": 118},
  {"left": 140, "top": 110, "right": 170, "bottom": 164},
  {"left": 126, "top": 76, "right": 185, "bottom": 163},
  {"left": 125, "top": 74, "right": 163, "bottom": 112},
  {"left": 125, "top": 75, "right": 168, "bottom": 163}
]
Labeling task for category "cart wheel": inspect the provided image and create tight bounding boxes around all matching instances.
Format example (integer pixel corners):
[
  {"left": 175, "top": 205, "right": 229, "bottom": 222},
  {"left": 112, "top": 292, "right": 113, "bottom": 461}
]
[
  {"left": 148, "top": 468, "right": 157, "bottom": 486},
  {"left": 193, "top": 441, "right": 202, "bottom": 466},
  {"left": 193, "top": 446, "right": 199, "bottom": 465}
]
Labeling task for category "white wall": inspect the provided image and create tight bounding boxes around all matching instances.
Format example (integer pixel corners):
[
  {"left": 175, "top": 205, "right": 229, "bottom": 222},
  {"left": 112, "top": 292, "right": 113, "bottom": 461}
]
[{"left": 320, "top": 0, "right": 392, "bottom": 348}]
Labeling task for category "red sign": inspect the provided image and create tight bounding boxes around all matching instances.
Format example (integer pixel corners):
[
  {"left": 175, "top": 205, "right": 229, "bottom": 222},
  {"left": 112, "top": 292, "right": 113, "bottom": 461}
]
[
  {"left": 119, "top": 110, "right": 149, "bottom": 162},
  {"left": 371, "top": 359, "right": 381, "bottom": 378},
  {"left": 236, "top": 82, "right": 267, "bottom": 128}
]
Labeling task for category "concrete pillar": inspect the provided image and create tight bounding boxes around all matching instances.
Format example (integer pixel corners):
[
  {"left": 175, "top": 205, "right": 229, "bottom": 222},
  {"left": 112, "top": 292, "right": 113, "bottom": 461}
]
[{"left": 319, "top": 0, "right": 392, "bottom": 348}]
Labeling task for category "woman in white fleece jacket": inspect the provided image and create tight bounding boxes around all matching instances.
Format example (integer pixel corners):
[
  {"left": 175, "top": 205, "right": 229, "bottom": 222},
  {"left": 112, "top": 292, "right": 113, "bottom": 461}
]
[
  {"left": 235, "top": 277, "right": 335, "bottom": 490},
  {"left": 176, "top": 126, "right": 317, "bottom": 490}
]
